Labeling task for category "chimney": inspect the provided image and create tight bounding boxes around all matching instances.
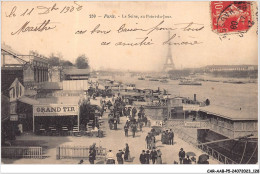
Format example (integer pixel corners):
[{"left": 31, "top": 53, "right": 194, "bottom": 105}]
[{"left": 194, "top": 94, "right": 196, "bottom": 101}]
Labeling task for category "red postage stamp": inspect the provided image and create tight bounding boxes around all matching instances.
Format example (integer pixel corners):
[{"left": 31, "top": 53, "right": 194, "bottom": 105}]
[{"left": 211, "top": 1, "right": 253, "bottom": 34}]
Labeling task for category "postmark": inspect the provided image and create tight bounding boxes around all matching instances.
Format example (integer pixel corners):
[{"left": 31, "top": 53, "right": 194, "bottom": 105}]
[{"left": 211, "top": 1, "right": 253, "bottom": 34}]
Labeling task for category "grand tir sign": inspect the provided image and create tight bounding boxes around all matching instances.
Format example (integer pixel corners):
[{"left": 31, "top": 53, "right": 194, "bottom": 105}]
[{"left": 33, "top": 104, "right": 79, "bottom": 116}]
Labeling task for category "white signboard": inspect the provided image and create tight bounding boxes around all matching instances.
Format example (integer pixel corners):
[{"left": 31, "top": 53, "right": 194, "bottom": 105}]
[
  {"left": 10, "top": 115, "right": 18, "bottom": 121},
  {"left": 33, "top": 104, "right": 79, "bottom": 116}
]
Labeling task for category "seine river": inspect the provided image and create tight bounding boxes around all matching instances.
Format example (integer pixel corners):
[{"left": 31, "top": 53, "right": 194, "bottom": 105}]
[{"left": 113, "top": 75, "right": 258, "bottom": 115}]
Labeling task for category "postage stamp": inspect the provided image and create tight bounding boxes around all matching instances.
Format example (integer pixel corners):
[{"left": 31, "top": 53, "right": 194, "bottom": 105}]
[{"left": 211, "top": 1, "right": 253, "bottom": 34}]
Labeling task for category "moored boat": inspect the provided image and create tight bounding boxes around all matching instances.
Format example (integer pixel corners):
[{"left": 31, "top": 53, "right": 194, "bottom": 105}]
[
  {"left": 149, "top": 78, "right": 159, "bottom": 81},
  {"left": 179, "top": 80, "right": 202, "bottom": 86},
  {"left": 160, "top": 79, "right": 168, "bottom": 83},
  {"left": 138, "top": 77, "right": 145, "bottom": 80}
]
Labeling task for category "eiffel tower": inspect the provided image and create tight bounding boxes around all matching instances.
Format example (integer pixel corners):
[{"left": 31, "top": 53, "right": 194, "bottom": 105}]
[{"left": 163, "top": 31, "right": 175, "bottom": 72}]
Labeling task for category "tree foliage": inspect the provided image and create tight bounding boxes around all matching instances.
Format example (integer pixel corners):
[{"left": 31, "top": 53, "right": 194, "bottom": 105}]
[
  {"left": 62, "top": 60, "right": 73, "bottom": 67},
  {"left": 48, "top": 53, "right": 73, "bottom": 67},
  {"left": 75, "top": 54, "right": 90, "bottom": 69},
  {"left": 48, "top": 56, "right": 60, "bottom": 66}
]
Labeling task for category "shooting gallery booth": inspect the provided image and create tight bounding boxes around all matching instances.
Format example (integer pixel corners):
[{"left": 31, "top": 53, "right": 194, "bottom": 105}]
[{"left": 33, "top": 104, "right": 80, "bottom": 136}]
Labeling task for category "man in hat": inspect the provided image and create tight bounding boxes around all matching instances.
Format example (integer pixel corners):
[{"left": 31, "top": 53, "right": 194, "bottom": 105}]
[
  {"left": 139, "top": 150, "right": 146, "bottom": 164},
  {"left": 132, "top": 107, "right": 137, "bottom": 117},
  {"left": 116, "top": 150, "right": 124, "bottom": 164},
  {"left": 150, "top": 148, "right": 157, "bottom": 164},
  {"left": 145, "top": 133, "right": 151, "bottom": 149},
  {"left": 89, "top": 149, "right": 95, "bottom": 164},
  {"left": 165, "top": 130, "right": 169, "bottom": 145},
  {"left": 89, "top": 143, "right": 96, "bottom": 164},
  {"left": 145, "top": 150, "right": 151, "bottom": 164},
  {"left": 124, "top": 124, "right": 129, "bottom": 137},
  {"left": 179, "top": 148, "right": 186, "bottom": 164},
  {"left": 107, "top": 150, "right": 115, "bottom": 164},
  {"left": 169, "top": 129, "right": 174, "bottom": 145},
  {"left": 131, "top": 123, "right": 137, "bottom": 138}
]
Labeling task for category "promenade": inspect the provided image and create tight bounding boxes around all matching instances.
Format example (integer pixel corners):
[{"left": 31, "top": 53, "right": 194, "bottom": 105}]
[{"left": 2, "top": 103, "right": 220, "bottom": 164}]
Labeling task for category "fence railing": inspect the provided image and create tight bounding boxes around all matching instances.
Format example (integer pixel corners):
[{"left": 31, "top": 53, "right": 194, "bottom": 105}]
[
  {"left": 1, "top": 146, "right": 43, "bottom": 159},
  {"left": 169, "top": 126, "right": 237, "bottom": 164},
  {"left": 197, "top": 144, "right": 236, "bottom": 164},
  {"left": 56, "top": 146, "right": 106, "bottom": 160},
  {"left": 166, "top": 120, "right": 211, "bottom": 129},
  {"left": 166, "top": 120, "right": 184, "bottom": 127}
]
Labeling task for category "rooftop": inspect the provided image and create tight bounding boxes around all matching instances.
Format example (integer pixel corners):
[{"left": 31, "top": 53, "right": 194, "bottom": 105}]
[{"left": 199, "top": 105, "right": 258, "bottom": 121}]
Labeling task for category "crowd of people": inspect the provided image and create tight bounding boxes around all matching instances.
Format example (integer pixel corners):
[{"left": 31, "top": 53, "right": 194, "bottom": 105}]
[
  {"left": 79, "top": 92, "right": 209, "bottom": 165},
  {"left": 161, "top": 129, "right": 174, "bottom": 145},
  {"left": 123, "top": 105, "right": 149, "bottom": 138},
  {"left": 139, "top": 148, "right": 163, "bottom": 164},
  {"left": 178, "top": 147, "right": 201, "bottom": 164},
  {"left": 106, "top": 143, "right": 131, "bottom": 164}
]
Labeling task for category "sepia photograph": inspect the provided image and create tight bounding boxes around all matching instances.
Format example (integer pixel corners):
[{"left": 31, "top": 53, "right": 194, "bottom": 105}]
[{"left": 1, "top": 1, "right": 259, "bottom": 173}]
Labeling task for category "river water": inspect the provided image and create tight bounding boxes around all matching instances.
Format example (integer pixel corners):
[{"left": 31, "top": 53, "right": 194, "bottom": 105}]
[{"left": 113, "top": 75, "right": 258, "bottom": 115}]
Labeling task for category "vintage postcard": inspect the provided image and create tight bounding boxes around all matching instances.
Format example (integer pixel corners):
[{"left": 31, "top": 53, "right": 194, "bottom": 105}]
[{"left": 1, "top": 1, "right": 259, "bottom": 173}]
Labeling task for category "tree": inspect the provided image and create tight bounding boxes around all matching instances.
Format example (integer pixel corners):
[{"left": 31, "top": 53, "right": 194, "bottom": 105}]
[
  {"left": 48, "top": 57, "right": 60, "bottom": 66},
  {"left": 48, "top": 53, "right": 73, "bottom": 67},
  {"left": 75, "top": 54, "right": 90, "bottom": 69},
  {"left": 62, "top": 60, "right": 73, "bottom": 67},
  {"left": 48, "top": 53, "right": 61, "bottom": 66}
]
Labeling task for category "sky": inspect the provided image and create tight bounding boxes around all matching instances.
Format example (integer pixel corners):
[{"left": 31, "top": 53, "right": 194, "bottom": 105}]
[{"left": 2, "top": 1, "right": 258, "bottom": 71}]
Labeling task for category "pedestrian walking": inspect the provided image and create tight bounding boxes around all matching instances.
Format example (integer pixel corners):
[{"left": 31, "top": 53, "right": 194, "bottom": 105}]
[
  {"left": 143, "top": 116, "right": 148, "bottom": 126},
  {"left": 139, "top": 121, "right": 143, "bottom": 132},
  {"left": 131, "top": 123, "right": 137, "bottom": 138},
  {"left": 145, "top": 150, "right": 150, "bottom": 164},
  {"left": 126, "top": 120, "right": 130, "bottom": 127},
  {"left": 156, "top": 149, "right": 162, "bottom": 164},
  {"left": 132, "top": 107, "right": 137, "bottom": 117},
  {"left": 179, "top": 148, "right": 186, "bottom": 164},
  {"left": 145, "top": 134, "right": 150, "bottom": 149},
  {"left": 151, "top": 136, "right": 156, "bottom": 149},
  {"left": 124, "top": 143, "right": 130, "bottom": 161},
  {"left": 113, "top": 119, "right": 117, "bottom": 130},
  {"left": 124, "top": 125, "right": 128, "bottom": 137},
  {"left": 150, "top": 148, "right": 157, "bottom": 164},
  {"left": 116, "top": 150, "right": 124, "bottom": 164},
  {"left": 139, "top": 150, "right": 146, "bottom": 164}
]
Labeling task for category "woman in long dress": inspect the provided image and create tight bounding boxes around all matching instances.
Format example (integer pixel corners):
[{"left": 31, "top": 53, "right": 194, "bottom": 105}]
[
  {"left": 156, "top": 149, "right": 162, "bottom": 164},
  {"left": 124, "top": 143, "right": 130, "bottom": 161}
]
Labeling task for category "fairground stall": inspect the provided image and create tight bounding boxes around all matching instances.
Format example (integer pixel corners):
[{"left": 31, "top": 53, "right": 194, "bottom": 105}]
[{"left": 33, "top": 104, "right": 79, "bottom": 136}]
